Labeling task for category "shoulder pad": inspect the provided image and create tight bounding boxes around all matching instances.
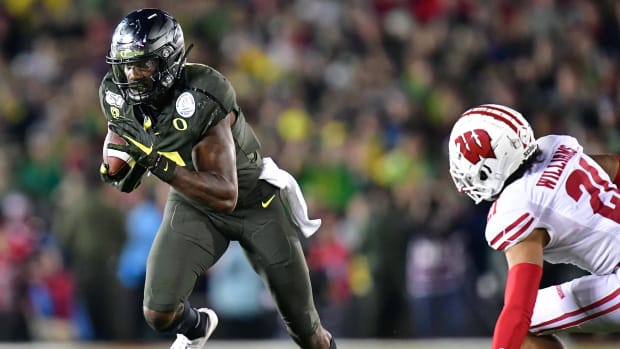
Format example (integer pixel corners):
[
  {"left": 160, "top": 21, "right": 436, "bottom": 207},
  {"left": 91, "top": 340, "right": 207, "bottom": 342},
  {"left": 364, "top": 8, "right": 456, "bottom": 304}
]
[{"left": 182, "top": 64, "right": 237, "bottom": 114}]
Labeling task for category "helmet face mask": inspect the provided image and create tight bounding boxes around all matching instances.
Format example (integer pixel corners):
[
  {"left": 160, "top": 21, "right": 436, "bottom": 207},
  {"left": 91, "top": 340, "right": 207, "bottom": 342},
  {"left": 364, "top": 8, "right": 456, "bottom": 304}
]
[
  {"left": 106, "top": 8, "right": 187, "bottom": 105},
  {"left": 448, "top": 104, "right": 537, "bottom": 204},
  {"left": 110, "top": 57, "right": 159, "bottom": 102}
]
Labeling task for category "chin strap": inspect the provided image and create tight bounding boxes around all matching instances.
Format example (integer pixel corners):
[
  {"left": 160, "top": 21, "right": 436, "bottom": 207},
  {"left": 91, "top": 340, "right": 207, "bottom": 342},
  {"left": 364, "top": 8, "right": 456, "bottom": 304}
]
[{"left": 175, "top": 43, "right": 194, "bottom": 79}]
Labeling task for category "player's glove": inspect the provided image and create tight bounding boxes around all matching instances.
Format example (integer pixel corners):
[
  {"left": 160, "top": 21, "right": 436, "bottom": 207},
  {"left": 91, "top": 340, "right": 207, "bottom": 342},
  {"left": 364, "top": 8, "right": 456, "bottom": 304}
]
[
  {"left": 107, "top": 117, "right": 176, "bottom": 183},
  {"left": 99, "top": 162, "right": 147, "bottom": 193},
  {"left": 100, "top": 163, "right": 118, "bottom": 184}
]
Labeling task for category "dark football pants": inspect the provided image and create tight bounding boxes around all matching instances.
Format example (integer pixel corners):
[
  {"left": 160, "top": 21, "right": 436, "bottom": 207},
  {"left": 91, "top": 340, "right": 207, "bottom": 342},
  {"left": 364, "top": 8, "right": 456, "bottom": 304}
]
[{"left": 143, "top": 180, "right": 322, "bottom": 340}]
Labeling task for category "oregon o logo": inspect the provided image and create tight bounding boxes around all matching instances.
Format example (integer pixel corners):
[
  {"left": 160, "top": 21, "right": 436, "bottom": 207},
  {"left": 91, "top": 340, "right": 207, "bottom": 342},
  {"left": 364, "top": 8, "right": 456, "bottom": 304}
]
[
  {"left": 110, "top": 107, "right": 120, "bottom": 118},
  {"left": 173, "top": 118, "right": 188, "bottom": 131}
]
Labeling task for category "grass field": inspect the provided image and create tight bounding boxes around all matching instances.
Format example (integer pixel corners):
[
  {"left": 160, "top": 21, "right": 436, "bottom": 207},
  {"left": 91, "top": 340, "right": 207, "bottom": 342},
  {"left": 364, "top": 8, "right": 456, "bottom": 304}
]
[{"left": 0, "top": 339, "right": 619, "bottom": 349}]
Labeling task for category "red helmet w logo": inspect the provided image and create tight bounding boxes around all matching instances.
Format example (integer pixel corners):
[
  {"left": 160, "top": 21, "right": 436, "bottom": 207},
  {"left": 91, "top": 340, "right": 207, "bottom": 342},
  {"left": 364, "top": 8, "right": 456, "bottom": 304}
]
[{"left": 454, "top": 129, "right": 496, "bottom": 164}]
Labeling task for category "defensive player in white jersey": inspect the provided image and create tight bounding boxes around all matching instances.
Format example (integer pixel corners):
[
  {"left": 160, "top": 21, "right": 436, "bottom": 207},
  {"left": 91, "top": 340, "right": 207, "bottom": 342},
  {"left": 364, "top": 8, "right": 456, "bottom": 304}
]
[{"left": 448, "top": 104, "right": 620, "bottom": 349}]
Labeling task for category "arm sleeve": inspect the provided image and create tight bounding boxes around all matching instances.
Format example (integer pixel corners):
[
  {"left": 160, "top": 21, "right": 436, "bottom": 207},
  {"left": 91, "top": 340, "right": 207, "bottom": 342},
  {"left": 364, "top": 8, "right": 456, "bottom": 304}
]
[{"left": 492, "top": 262, "right": 543, "bottom": 349}]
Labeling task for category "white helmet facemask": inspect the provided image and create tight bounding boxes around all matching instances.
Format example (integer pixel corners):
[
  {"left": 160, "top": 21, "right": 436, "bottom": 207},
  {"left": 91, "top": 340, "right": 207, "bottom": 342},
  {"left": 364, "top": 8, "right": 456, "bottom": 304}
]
[{"left": 448, "top": 104, "right": 537, "bottom": 204}]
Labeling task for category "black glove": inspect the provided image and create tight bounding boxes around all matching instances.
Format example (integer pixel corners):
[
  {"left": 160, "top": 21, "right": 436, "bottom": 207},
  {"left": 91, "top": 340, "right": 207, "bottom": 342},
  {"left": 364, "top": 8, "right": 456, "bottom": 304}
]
[
  {"left": 100, "top": 163, "right": 118, "bottom": 184},
  {"left": 99, "top": 162, "right": 147, "bottom": 193},
  {"left": 107, "top": 117, "right": 176, "bottom": 182}
]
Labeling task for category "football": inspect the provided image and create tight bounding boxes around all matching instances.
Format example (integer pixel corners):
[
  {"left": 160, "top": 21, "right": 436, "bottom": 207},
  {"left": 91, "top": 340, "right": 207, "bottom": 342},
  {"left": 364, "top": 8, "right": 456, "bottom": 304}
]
[{"left": 103, "top": 130, "right": 132, "bottom": 178}]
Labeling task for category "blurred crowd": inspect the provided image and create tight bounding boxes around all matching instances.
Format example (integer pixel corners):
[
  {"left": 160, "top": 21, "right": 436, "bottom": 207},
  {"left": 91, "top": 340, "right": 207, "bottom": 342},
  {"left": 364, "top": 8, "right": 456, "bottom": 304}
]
[{"left": 1, "top": 0, "right": 620, "bottom": 343}]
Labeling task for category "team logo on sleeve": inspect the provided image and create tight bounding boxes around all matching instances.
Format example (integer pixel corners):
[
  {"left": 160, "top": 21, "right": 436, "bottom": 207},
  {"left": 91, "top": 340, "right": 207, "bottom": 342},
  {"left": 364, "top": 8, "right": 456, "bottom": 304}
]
[
  {"left": 105, "top": 90, "right": 124, "bottom": 108},
  {"left": 454, "top": 129, "right": 496, "bottom": 164},
  {"left": 110, "top": 107, "right": 121, "bottom": 119},
  {"left": 176, "top": 92, "right": 195, "bottom": 118}
]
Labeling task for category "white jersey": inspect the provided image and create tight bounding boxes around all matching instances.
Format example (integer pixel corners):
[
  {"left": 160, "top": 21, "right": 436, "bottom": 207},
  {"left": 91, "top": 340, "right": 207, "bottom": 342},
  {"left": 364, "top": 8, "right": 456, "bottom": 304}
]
[{"left": 486, "top": 134, "right": 620, "bottom": 275}]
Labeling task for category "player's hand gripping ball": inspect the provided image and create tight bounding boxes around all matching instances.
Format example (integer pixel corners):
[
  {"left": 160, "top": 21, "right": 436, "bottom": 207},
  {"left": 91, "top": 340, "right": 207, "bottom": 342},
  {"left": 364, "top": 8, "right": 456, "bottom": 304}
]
[
  {"left": 107, "top": 117, "right": 176, "bottom": 182},
  {"left": 102, "top": 130, "right": 132, "bottom": 179}
]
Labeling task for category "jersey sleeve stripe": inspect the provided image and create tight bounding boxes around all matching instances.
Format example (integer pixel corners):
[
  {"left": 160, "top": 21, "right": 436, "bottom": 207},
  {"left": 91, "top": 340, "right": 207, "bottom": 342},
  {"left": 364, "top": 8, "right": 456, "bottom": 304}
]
[
  {"left": 489, "top": 212, "right": 531, "bottom": 246},
  {"left": 495, "top": 216, "right": 535, "bottom": 251}
]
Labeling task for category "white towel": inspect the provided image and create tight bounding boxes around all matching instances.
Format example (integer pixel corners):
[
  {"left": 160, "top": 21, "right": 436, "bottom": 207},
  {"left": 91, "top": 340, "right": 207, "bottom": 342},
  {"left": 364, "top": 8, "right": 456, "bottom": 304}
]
[{"left": 259, "top": 157, "right": 321, "bottom": 237}]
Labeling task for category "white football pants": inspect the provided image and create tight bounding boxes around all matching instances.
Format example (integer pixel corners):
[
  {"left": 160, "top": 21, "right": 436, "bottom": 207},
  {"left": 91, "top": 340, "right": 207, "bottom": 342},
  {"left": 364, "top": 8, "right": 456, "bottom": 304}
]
[{"left": 530, "top": 266, "right": 620, "bottom": 335}]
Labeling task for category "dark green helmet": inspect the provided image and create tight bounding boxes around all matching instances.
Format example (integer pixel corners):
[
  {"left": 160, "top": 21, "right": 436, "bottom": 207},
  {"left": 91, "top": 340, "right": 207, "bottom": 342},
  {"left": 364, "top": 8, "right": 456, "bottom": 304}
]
[{"left": 106, "top": 8, "right": 187, "bottom": 105}]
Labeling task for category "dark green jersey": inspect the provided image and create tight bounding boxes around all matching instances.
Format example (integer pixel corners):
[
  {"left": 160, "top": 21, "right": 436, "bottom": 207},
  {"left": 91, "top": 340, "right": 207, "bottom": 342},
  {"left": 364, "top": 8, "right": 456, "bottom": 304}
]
[{"left": 99, "top": 63, "right": 263, "bottom": 205}]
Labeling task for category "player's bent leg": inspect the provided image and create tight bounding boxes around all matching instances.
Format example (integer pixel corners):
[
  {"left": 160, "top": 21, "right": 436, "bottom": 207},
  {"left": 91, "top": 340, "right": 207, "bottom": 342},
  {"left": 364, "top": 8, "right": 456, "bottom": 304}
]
[
  {"left": 521, "top": 333, "right": 565, "bottom": 349},
  {"left": 238, "top": 184, "right": 336, "bottom": 348},
  {"left": 242, "top": 229, "right": 333, "bottom": 348},
  {"left": 531, "top": 271, "right": 620, "bottom": 335},
  {"left": 143, "top": 200, "right": 228, "bottom": 348},
  {"left": 246, "top": 242, "right": 335, "bottom": 349}
]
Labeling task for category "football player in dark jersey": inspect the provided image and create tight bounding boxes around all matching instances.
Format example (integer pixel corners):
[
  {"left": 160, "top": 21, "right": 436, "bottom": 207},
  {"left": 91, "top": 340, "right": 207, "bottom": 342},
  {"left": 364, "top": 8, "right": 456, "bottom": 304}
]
[{"left": 98, "top": 8, "right": 336, "bottom": 349}]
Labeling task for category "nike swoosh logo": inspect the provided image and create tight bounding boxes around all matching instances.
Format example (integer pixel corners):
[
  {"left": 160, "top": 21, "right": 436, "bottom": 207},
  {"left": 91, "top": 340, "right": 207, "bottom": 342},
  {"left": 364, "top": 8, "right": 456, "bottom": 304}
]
[
  {"left": 124, "top": 136, "right": 153, "bottom": 155},
  {"left": 163, "top": 162, "right": 169, "bottom": 172},
  {"left": 261, "top": 194, "right": 276, "bottom": 208}
]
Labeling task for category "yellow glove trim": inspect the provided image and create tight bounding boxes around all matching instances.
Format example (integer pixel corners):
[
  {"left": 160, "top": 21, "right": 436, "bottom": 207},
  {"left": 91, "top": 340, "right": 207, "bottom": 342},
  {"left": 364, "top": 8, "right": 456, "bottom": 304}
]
[{"left": 123, "top": 135, "right": 153, "bottom": 155}]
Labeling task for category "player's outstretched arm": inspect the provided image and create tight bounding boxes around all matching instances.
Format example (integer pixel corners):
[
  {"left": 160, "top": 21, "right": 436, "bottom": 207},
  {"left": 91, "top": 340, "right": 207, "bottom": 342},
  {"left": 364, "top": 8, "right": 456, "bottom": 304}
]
[{"left": 492, "top": 228, "right": 547, "bottom": 349}]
